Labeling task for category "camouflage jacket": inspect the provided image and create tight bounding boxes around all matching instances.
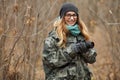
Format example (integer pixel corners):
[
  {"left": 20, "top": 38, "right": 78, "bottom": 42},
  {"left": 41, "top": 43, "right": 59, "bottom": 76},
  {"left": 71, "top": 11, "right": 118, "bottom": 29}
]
[{"left": 42, "top": 29, "right": 97, "bottom": 80}]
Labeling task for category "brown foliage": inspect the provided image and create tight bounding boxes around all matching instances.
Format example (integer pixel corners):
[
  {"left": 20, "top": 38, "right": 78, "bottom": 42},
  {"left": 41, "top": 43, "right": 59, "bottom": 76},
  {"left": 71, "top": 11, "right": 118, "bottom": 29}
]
[{"left": 0, "top": 0, "right": 119, "bottom": 80}]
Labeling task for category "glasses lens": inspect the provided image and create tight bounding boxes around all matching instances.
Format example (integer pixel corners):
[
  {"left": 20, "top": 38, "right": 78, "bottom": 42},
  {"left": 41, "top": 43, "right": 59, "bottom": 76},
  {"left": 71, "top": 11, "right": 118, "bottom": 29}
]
[{"left": 65, "top": 14, "right": 77, "bottom": 18}]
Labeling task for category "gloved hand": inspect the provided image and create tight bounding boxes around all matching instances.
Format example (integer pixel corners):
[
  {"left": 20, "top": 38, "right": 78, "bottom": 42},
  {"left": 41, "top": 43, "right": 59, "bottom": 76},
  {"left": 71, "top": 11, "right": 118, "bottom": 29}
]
[{"left": 71, "top": 40, "right": 94, "bottom": 54}]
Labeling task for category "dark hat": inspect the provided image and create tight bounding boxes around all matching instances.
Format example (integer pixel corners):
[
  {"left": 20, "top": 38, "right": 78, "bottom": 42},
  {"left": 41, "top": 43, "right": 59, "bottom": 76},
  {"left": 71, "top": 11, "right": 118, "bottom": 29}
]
[{"left": 59, "top": 3, "right": 78, "bottom": 18}]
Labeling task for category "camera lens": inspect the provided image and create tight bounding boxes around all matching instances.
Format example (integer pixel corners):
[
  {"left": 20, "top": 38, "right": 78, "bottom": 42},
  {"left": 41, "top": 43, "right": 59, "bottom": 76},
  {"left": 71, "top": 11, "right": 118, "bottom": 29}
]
[{"left": 86, "top": 41, "right": 94, "bottom": 48}]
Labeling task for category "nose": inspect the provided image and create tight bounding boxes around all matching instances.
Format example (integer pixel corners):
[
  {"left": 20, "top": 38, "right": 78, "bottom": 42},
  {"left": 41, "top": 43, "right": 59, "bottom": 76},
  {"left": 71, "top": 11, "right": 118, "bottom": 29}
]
[{"left": 70, "top": 16, "right": 74, "bottom": 20}]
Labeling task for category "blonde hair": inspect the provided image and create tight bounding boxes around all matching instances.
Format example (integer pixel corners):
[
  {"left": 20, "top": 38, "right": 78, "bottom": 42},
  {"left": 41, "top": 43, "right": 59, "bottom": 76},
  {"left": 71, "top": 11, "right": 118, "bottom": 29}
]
[{"left": 53, "top": 17, "right": 90, "bottom": 48}]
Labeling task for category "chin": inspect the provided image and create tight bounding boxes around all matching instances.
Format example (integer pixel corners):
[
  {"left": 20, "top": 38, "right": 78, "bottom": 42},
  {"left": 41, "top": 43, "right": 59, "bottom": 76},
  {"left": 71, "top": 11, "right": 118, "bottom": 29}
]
[{"left": 68, "top": 23, "right": 76, "bottom": 26}]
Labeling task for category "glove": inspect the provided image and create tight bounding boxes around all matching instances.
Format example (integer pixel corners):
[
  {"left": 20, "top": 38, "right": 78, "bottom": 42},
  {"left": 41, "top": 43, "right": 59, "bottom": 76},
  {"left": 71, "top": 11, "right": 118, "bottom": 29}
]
[
  {"left": 72, "top": 41, "right": 88, "bottom": 53},
  {"left": 72, "top": 40, "right": 94, "bottom": 54}
]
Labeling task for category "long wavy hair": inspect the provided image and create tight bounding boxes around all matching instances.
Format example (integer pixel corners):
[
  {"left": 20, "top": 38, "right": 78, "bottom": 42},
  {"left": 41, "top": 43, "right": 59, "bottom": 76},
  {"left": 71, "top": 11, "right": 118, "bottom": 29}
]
[{"left": 53, "top": 16, "right": 90, "bottom": 48}]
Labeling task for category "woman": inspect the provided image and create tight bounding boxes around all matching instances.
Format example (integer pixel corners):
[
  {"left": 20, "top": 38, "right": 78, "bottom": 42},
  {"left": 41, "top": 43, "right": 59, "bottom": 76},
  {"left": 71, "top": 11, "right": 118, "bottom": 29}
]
[{"left": 42, "top": 2, "right": 97, "bottom": 80}]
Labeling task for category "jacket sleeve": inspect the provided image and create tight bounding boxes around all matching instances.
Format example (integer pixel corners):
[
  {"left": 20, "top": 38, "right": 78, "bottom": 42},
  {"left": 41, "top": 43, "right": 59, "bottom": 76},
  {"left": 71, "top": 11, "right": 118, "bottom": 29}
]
[
  {"left": 81, "top": 48, "right": 97, "bottom": 64},
  {"left": 42, "top": 37, "right": 77, "bottom": 68}
]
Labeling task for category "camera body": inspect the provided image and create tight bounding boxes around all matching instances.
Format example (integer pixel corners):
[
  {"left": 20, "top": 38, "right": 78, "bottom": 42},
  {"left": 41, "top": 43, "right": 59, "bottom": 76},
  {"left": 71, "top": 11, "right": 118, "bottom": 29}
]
[{"left": 77, "top": 40, "right": 94, "bottom": 50}]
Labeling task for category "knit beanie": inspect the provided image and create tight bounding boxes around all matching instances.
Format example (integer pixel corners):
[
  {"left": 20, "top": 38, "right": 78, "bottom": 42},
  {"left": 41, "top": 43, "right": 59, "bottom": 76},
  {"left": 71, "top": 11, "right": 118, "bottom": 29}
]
[{"left": 59, "top": 3, "right": 78, "bottom": 18}]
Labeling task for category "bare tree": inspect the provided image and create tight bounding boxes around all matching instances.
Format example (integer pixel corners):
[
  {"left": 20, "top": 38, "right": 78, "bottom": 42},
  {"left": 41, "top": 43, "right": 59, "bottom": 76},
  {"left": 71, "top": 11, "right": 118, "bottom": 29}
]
[{"left": 0, "top": 0, "right": 119, "bottom": 80}]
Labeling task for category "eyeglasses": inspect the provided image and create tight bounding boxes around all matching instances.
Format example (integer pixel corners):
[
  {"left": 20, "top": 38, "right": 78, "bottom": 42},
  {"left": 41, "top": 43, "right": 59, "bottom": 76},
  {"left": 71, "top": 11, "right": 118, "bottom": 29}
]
[{"left": 65, "top": 14, "right": 77, "bottom": 18}]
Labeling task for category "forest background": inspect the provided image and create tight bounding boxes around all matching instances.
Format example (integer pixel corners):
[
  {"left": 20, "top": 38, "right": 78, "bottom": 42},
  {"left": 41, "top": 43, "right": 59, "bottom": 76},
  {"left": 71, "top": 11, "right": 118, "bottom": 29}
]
[{"left": 0, "top": 0, "right": 120, "bottom": 80}]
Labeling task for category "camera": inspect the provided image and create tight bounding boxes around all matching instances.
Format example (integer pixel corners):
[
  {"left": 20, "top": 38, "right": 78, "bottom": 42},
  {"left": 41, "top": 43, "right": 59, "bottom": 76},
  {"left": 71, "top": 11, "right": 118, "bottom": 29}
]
[{"left": 85, "top": 41, "right": 94, "bottom": 49}]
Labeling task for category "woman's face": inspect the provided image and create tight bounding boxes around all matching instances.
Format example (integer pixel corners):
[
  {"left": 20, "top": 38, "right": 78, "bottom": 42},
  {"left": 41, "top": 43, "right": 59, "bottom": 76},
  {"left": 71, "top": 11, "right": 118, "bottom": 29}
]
[{"left": 64, "top": 11, "right": 78, "bottom": 26}]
